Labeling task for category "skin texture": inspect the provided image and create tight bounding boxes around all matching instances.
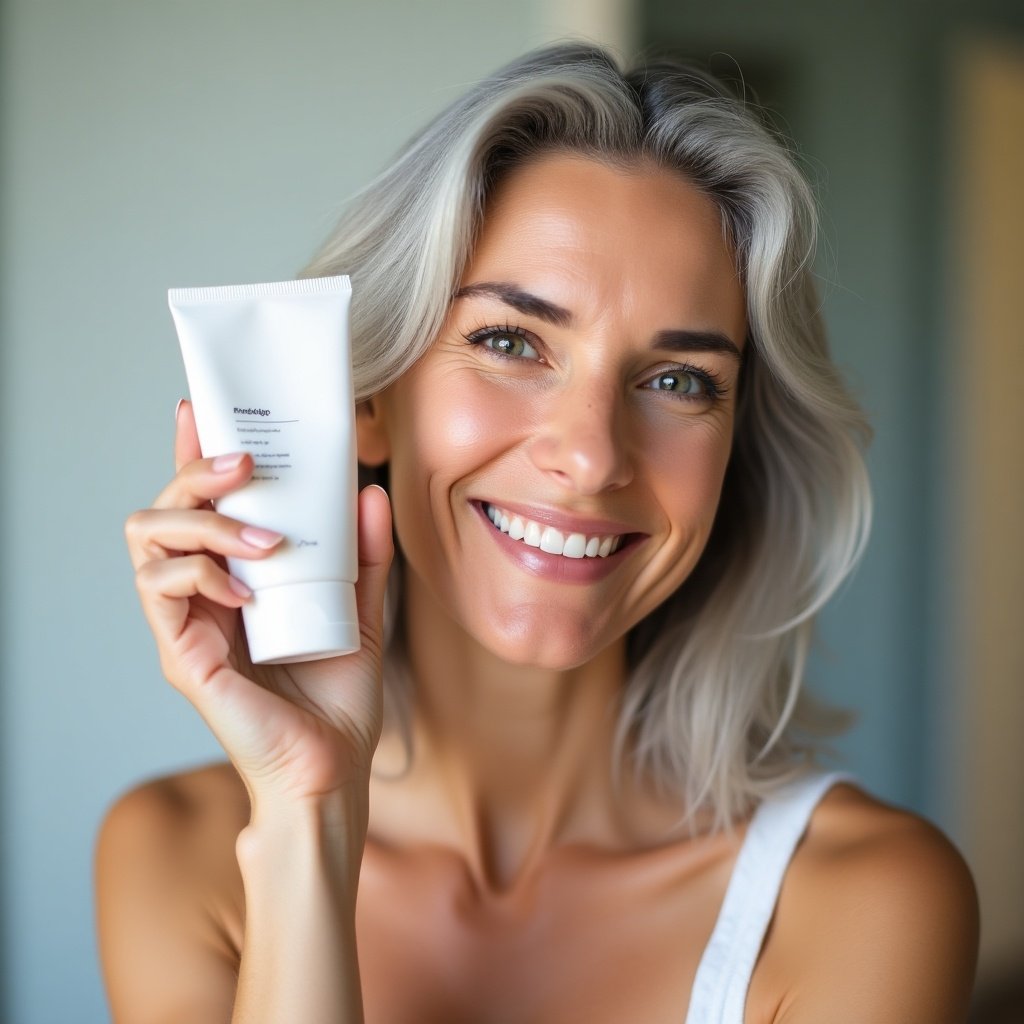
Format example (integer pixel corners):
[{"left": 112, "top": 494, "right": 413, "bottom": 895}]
[{"left": 99, "top": 154, "right": 979, "bottom": 1023}]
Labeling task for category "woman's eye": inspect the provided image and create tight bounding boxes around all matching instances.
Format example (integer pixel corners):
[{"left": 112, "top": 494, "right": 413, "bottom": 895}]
[
  {"left": 470, "top": 329, "right": 541, "bottom": 360},
  {"left": 647, "top": 370, "right": 706, "bottom": 397}
]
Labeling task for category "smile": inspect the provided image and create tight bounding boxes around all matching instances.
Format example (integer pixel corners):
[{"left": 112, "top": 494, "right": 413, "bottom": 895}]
[{"left": 482, "top": 502, "right": 624, "bottom": 559}]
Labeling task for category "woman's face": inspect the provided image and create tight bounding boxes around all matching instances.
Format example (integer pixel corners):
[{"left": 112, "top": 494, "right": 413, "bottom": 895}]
[{"left": 366, "top": 153, "right": 747, "bottom": 669}]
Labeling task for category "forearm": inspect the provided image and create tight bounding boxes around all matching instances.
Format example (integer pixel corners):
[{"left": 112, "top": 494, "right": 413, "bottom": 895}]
[{"left": 231, "top": 790, "right": 369, "bottom": 1024}]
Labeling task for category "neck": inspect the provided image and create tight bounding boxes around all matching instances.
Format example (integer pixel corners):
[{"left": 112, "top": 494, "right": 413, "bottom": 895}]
[{"left": 372, "top": 571, "right": 667, "bottom": 896}]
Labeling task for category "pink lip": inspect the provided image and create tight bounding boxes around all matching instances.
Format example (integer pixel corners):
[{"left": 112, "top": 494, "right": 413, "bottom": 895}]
[
  {"left": 472, "top": 498, "right": 640, "bottom": 538},
  {"left": 472, "top": 502, "right": 644, "bottom": 584}
]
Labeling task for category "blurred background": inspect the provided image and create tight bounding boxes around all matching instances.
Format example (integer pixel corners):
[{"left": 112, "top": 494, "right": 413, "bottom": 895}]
[{"left": 0, "top": 0, "right": 1021, "bottom": 1021}]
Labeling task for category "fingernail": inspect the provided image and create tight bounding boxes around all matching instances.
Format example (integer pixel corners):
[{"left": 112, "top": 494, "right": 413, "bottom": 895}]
[
  {"left": 175, "top": 398, "right": 185, "bottom": 422},
  {"left": 240, "top": 526, "right": 284, "bottom": 549},
  {"left": 228, "top": 576, "right": 253, "bottom": 599},
  {"left": 212, "top": 452, "right": 245, "bottom": 473}
]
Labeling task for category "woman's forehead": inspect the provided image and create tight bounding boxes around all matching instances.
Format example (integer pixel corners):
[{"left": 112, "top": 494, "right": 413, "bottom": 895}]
[{"left": 463, "top": 153, "right": 746, "bottom": 339}]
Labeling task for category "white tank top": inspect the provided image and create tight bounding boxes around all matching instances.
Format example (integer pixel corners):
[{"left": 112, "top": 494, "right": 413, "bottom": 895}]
[{"left": 684, "top": 770, "right": 853, "bottom": 1024}]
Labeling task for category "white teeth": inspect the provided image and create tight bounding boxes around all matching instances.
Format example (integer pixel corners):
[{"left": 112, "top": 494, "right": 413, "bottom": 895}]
[
  {"left": 563, "top": 533, "right": 587, "bottom": 558},
  {"left": 483, "top": 503, "right": 623, "bottom": 560},
  {"left": 540, "top": 526, "right": 564, "bottom": 555}
]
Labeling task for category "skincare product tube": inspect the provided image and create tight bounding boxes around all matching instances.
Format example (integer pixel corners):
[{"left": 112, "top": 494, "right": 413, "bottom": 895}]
[{"left": 168, "top": 276, "right": 359, "bottom": 664}]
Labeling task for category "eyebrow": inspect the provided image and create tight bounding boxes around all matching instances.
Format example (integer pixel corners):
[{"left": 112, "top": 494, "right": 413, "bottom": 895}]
[
  {"left": 453, "top": 281, "right": 743, "bottom": 360},
  {"left": 453, "top": 282, "right": 574, "bottom": 328},
  {"left": 651, "top": 329, "right": 743, "bottom": 362}
]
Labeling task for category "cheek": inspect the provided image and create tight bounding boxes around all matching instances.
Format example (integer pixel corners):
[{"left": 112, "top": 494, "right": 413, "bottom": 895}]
[
  {"left": 401, "top": 372, "right": 533, "bottom": 472},
  {"left": 646, "top": 417, "right": 735, "bottom": 536},
  {"left": 431, "top": 384, "right": 503, "bottom": 457},
  {"left": 386, "top": 373, "right": 525, "bottom": 550}
]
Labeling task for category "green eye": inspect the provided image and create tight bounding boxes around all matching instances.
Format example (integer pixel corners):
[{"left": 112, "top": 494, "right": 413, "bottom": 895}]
[
  {"left": 464, "top": 326, "right": 542, "bottom": 360},
  {"left": 644, "top": 367, "right": 725, "bottom": 404},
  {"left": 649, "top": 371, "right": 702, "bottom": 395},
  {"left": 485, "top": 332, "right": 538, "bottom": 359}
]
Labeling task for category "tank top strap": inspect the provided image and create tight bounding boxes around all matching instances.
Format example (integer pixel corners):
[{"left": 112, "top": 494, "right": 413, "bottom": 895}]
[{"left": 683, "top": 770, "right": 855, "bottom": 1024}]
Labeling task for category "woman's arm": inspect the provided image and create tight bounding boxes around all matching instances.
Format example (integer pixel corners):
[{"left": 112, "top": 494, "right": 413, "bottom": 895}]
[
  {"left": 100, "top": 399, "right": 393, "bottom": 1023},
  {"left": 96, "top": 774, "right": 371, "bottom": 1024},
  {"left": 231, "top": 792, "right": 368, "bottom": 1023}
]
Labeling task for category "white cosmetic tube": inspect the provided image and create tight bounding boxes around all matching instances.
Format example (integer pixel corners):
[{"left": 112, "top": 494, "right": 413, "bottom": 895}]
[{"left": 168, "top": 276, "right": 359, "bottom": 664}]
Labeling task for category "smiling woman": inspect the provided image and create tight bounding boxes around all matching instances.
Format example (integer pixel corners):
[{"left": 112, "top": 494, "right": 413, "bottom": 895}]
[
  {"left": 99, "top": 43, "right": 978, "bottom": 1024},
  {"left": 364, "top": 153, "right": 749, "bottom": 680}
]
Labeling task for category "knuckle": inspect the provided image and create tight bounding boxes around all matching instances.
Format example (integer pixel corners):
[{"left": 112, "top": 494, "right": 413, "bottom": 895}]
[
  {"left": 133, "top": 557, "right": 163, "bottom": 592},
  {"left": 123, "top": 509, "right": 149, "bottom": 543},
  {"left": 196, "top": 557, "right": 223, "bottom": 589}
]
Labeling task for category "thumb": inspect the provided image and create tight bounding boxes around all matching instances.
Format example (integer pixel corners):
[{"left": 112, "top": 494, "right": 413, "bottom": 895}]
[
  {"left": 174, "top": 398, "right": 202, "bottom": 472},
  {"left": 354, "top": 484, "right": 394, "bottom": 658}
]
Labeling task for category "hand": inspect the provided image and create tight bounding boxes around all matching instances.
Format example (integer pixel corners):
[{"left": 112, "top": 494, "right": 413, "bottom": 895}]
[{"left": 125, "top": 399, "right": 394, "bottom": 814}]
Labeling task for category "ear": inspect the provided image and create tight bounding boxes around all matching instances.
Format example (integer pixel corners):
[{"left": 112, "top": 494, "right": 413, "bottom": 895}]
[{"left": 356, "top": 395, "right": 391, "bottom": 467}]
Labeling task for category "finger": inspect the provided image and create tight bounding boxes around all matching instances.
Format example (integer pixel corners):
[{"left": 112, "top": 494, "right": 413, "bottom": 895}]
[
  {"left": 174, "top": 398, "right": 202, "bottom": 473},
  {"left": 124, "top": 508, "right": 285, "bottom": 572},
  {"left": 151, "top": 450, "right": 254, "bottom": 511},
  {"left": 352, "top": 484, "right": 394, "bottom": 657},
  {"left": 135, "top": 554, "right": 251, "bottom": 646}
]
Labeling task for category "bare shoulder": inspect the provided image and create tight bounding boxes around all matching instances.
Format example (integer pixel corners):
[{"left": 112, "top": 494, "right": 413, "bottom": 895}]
[
  {"left": 97, "top": 760, "right": 249, "bottom": 884},
  {"left": 801, "top": 781, "right": 977, "bottom": 897},
  {"left": 752, "top": 780, "right": 980, "bottom": 1024},
  {"left": 104, "top": 758, "right": 248, "bottom": 814},
  {"left": 803, "top": 782, "right": 979, "bottom": 943},
  {"left": 95, "top": 762, "right": 249, "bottom": 1024}
]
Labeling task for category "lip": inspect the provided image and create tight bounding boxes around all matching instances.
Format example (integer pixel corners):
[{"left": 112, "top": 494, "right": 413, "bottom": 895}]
[{"left": 471, "top": 501, "right": 645, "bottom": 584}]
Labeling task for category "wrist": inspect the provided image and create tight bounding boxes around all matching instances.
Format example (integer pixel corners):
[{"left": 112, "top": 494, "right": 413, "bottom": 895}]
[
  {"left": 237, "top": 784, "right": 369, "bottom": 889},
  {"left": 231, "top": 788, "right": 368, "bottom": 1023}
]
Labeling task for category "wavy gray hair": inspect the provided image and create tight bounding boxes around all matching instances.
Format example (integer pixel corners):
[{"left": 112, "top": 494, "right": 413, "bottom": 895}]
[{"left": 302, "top": 43, "right": 872, "bottom": 828}]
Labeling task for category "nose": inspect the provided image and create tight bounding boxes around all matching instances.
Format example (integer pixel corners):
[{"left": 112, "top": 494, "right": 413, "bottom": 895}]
[{"left": 527, "top": 383, "right": 634, "bottom": 495}]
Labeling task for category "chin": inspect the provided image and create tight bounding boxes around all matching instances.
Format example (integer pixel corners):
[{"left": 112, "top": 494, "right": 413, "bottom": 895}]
[{"left": 473, "top": 608, "right": 614, "bottom": 671}]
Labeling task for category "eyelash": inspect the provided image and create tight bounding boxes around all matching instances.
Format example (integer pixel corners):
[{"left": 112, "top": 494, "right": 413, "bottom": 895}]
[{"left": 462, "top": 323, "right": 728, "bottom": 404}]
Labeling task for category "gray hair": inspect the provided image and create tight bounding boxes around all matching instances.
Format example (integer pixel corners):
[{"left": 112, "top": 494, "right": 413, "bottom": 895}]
[{"left": 302, "top": 43, "right": 872, "bottom": 829}]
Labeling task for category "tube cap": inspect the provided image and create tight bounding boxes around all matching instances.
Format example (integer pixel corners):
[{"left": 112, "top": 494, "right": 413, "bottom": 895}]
[{"left": 241, "top": 581, "right": 360, "bottom": 665}]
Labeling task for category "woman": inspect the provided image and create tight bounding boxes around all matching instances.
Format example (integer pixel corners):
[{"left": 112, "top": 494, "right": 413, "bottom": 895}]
[{"left": 99, "top": 44, "right": 978, "bottom": 1023}]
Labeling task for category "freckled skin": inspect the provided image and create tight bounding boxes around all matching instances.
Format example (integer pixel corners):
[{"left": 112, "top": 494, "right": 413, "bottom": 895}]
[{"left": 370, "top": 154, "right": 747, "bottom": 670}]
